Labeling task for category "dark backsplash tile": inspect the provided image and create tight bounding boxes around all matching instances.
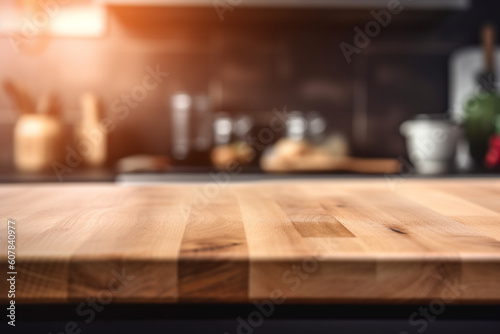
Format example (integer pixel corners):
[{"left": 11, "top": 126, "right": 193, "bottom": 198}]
[{"left": 2, "top": 3, "right": 497, "bottom": 168}]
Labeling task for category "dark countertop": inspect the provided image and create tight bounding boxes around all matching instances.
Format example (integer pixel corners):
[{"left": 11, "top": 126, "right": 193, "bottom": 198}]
[
  {"left": 115, "top": 172, "right": 500, "bottom": 183},
  {"left": 0, "top": 168, "right": 115, "bottom": 183},
  {"left": 1, "top": 167, "right": 500, "bottom": 184}
]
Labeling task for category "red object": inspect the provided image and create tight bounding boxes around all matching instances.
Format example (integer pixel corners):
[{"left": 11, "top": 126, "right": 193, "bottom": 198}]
[{"left": 485, "top": 134, "right": 500, "bottom": 169}]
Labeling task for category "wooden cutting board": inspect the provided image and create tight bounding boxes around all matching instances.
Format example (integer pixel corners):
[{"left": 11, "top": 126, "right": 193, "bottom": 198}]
[{"left": 1, "top": 178, "right": 500, "bottom": 304}]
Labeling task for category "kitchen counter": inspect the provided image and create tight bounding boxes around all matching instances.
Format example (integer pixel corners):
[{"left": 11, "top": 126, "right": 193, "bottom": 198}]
[
  {"left": 1, "top": 178, "right": 500, "bottom": 304},
  {"left": 0, "top": 167, "right": 115, "bottom": 183}
]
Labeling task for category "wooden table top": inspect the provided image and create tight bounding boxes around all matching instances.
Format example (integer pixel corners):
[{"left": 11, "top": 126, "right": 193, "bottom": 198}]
[{"left": 1, "top": 178, "right": 500, "bottom": 304}]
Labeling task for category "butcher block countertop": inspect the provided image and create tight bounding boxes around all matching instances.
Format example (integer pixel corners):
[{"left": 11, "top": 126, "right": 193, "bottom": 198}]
[{"left": 1, "top": 178, "right": 500, "bottom": 304}]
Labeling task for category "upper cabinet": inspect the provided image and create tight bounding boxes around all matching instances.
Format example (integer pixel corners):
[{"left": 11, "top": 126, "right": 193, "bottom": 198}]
[
  {"left": 99, "top": 0, "right": 470, "bottom": 10},
  {"left": 0, "top": 0, "right": 470, "bottom": 38}
]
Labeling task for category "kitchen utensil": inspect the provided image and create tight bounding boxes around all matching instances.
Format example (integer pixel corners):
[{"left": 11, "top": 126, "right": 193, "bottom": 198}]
[
  {"left": 14, "top": 114, "right": 64, "bottom": 172},
  {"left": 306, "top": 111, "right": 327, "bottom": 143},
  {"left": 3, "top": 80, "right": 35, "bottom": 114},
  {"left": 10, "top": 86, "right": 64, "bottom": 172},
  {"left": 213, "top": 112, "right": 232, "bottom": 146},
  {"left": 211, "top": 114, "right": 255, "bottom": 170},
  {"left": 75, "top": 93, "right": 107, "bottom": 167},
  {"left": 286, "top": 111, "right": 307, "bottom": 140},
  {"left": 260, "top": 138, "right": 399, "bottom": 174},
  {"left": 170, "top": 93, "right": 192, "bottom": 161},
  {"left": 193, "top": 94, "right": 212, "bottom": 152},
  {"left": 400, "top": 114, "right": 460, "bottom": 175}
]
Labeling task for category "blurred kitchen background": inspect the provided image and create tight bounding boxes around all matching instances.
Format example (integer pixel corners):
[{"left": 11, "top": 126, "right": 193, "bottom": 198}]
[{"left": 1, "top": 0, "right": 500, "bottom": 182}]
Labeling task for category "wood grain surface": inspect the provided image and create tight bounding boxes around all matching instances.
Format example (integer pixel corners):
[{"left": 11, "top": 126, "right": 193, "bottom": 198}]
[{"left": 1, "top": 178, "right": 500, "bottom": 304}]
